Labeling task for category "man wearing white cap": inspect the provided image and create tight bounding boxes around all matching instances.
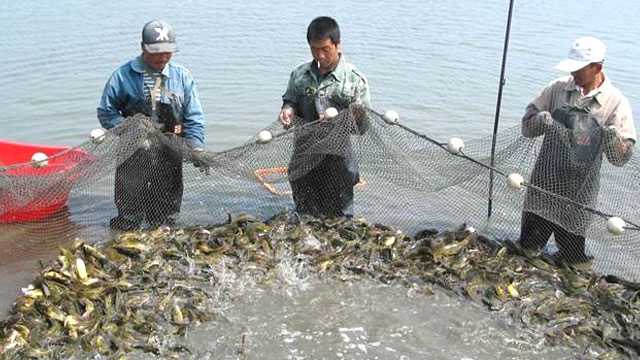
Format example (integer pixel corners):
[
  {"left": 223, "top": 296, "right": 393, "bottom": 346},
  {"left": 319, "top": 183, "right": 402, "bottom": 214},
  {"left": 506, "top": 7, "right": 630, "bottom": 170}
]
[
  {"left": 98, "top": 20, "right": 206, "bottom": 231},
  {"left": 519, "top": 36, "right": 636, "bottom": 264}
]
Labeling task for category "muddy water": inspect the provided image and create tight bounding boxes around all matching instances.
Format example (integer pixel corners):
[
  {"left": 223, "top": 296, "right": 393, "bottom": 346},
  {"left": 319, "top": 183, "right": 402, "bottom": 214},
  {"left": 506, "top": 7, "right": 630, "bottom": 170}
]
[{"left": 119, "top": 277, "right": 575, "bottom": 360}]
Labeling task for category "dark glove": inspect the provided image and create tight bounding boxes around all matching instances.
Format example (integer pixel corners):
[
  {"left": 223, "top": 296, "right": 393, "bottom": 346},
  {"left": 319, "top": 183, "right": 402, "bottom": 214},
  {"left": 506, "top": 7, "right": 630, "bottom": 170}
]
[
  {"left": 523, "top": 110, "right": 554, "bottom": 138},
  {"left": 192, "top": 148, "right": 211, "bottom": 175},
  {"left": 603, "top": 126, "right": 633, "bottom": 166},
  {"left": 533, "top": 111, "right": 571, "bottom": 146},
  {"left": 535, "top": 111, "right": 554, "bottom": 129}
]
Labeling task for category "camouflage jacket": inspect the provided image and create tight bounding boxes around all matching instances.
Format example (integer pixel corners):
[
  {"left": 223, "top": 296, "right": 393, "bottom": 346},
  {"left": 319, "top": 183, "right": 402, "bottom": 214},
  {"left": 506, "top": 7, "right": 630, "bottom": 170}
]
[{"left": 281, "top": 54, "right": 370, "bottom": 123}]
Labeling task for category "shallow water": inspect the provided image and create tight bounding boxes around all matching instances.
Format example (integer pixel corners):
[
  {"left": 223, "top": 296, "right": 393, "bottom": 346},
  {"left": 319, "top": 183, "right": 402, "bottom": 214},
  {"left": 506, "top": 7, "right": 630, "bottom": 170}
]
[
  {"left": 180, "top": 279, "right": 575, "bottom": 360},
  {"left": 113, "top": 275, "right": 577, "bottom": 360},
  {"left": 2, "top": 1, "right": 639, "bottom": 358}
]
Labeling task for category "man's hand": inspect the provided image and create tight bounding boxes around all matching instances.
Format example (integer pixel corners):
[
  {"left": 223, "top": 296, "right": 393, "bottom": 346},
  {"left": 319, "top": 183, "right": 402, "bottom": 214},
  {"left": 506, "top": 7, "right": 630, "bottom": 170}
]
[
  {"left": 351, "top": 104, "right": 369, "bottom": 134},
  {"left": 537, "top": 111, "right": 571, "bottom": 146},
  {"left": 192, "top": 148, "right": 211, "bottom": 175},
  {"left": 604, "top": 125, "right": 620, "bottom": 146},
  {"left": 523, "top": 109, "right": 554, "bottom": 138},
  {"left": 535, "top": 111, "right": 554, "bottom": 128},
  {"left": 603, "top": 125, "right": 633, "bottom": 166},
  {"left": 279, "top": 107, "right": 294, "bottom": 129}
]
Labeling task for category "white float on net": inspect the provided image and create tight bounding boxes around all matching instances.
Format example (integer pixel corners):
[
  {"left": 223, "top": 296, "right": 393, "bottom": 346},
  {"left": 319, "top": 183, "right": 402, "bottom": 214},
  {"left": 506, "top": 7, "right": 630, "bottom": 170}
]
[
  {"left": 323, "top": 107, "right": 339, "bottom": 120},
  {"left": 257, "top": 130, "right": 273, "bottom": 144},
  {"left": 31, "top": 152, "right": 48, "bottom": 168},
  {"left": 90, "top": 128, "right": 106, "bottom": 144},
  {"left": 607, "top": 217, "right": 626, "bottom": 235},
  {"left": 383, "top": 110, "right": 399, "bottom": 124},
  {"left": 507, "top": 173, "right": 524, "bottom": 190},
  {"left": 447, "top": 137, "right": 464, "bottom": 155},
  {"left": 139, "top": 139, "right": 151, "bottom": 150}
]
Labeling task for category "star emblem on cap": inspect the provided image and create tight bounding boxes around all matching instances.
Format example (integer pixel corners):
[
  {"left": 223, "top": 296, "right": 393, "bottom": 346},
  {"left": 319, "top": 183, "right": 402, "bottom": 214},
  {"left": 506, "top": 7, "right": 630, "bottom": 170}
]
[{"left": 154, "top": 27, "right": 170, "bottom": 41}]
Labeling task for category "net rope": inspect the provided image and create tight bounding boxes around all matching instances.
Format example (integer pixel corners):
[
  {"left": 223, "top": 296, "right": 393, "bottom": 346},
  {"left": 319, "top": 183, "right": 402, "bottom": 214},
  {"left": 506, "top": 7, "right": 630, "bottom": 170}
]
[{"left": 1, "top": 107, "right": 640, "bottom": 281}]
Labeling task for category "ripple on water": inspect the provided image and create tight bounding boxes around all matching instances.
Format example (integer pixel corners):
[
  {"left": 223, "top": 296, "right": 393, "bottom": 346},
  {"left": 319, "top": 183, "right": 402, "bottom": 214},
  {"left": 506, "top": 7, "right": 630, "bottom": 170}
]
[{"left": 175, "top": 273, "right": 576, "bottom": 360}]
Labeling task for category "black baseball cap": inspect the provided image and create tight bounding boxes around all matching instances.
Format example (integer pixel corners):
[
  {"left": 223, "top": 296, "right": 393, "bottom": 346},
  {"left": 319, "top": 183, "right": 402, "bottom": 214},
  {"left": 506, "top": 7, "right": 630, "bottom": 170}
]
[{"left": 141, "top": 20, "right": 178, "bottom": 53}]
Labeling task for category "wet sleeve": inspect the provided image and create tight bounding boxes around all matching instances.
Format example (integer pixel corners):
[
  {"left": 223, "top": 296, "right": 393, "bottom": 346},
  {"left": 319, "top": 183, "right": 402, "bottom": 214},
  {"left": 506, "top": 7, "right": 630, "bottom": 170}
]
[
  {"left": 603, "top": 96, "right": 636, "bottom": 166},
  {"left": 281, "top": 71, "right": 298, "bottom": 113},
  {"left": 348, "top": 76, "right": 371, "bottom": 135},
  {"left": 97, "top": 71, "right": 125, "bottom": 129},
  {"left": 521, "top": 80, "right": 558, "bottom": 138},
  {"left": 606, "top": 97, "right": 636, "bottom": 143},
  {"left": 181, "top": 72, "right": 206, "bottom": 148},
  {"left": 521, "top": 103, "right": 543, "bottom": 138}
]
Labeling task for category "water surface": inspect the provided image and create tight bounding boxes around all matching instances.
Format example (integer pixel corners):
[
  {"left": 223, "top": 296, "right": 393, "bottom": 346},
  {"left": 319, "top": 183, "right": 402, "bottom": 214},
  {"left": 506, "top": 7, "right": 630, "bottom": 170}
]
[{"left": 1, "top": 1, "right": 638, "bottom": 358}]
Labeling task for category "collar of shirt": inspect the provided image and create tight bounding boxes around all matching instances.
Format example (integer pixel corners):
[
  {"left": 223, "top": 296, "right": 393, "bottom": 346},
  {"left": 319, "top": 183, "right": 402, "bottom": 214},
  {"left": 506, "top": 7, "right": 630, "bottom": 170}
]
[
  {"left": 306, "top": 53, "right": 347, "bottom": 84},
  {"left": 564, "top": 72, "right": 612, "bottom": 106},
  {"left": 131, "top": 54, "right": 172, "bottom": 78}
]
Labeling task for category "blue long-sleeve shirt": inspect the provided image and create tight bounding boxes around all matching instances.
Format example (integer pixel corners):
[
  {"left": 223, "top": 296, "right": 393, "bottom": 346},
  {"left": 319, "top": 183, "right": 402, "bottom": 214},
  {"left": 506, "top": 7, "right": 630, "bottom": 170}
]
[{"left": 97, "top": 55, "right": 206, "bottom": 148}]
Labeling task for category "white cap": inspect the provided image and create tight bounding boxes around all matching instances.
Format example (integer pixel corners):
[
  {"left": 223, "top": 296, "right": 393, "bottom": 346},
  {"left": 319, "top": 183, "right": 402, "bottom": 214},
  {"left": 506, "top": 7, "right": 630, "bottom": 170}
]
[{"left": 554, "top": 37, "right": 606, "bottom": 73}]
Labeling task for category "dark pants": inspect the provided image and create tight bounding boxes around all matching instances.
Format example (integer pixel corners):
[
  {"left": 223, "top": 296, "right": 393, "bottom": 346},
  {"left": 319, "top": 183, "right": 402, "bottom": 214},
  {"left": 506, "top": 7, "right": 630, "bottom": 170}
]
[
  {"left": 290, "top": 155, "right": 355, "bottom": 218},
  {"left": 114, "top": 141, "right": 183, "bottom": 227},
  {"left": 519, "top": 211, "right": 588, "bottom": 261}
]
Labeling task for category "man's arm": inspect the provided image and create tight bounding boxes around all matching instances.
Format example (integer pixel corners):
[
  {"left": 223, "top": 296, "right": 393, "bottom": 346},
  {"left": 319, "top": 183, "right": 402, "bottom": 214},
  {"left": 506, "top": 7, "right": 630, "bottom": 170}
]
[
  {"left": 603, "top": 129, "right": 634, "bottom": 167},
  {"left": 97, "top": 71, "right": 125, "bottom": 129},
  {"left": 350, "top": 77, "right": 371, "bottom": 134},
  {"left": 280, "top": 71, "right": 298, "bottom": 128},
  {"left": 521, "top": 103, "right": 549, "bottom": 138},
  {"left": 352, "top": 76, "right": 371, "bottom": 108},
  {"left": 521, "top": 79, "right": 561, "bottom": 138},
  {"left": 180, "top": 72, "right": 205, "bottom": 149},
  {"left": 604, "top": 99, "right": 636, "bottom": 166}
]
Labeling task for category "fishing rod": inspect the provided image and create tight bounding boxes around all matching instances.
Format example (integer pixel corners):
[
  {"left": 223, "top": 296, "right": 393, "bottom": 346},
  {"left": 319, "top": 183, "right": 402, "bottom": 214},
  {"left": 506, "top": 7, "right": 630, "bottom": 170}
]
[{"left": 488, "top": 0, "right": 516, "bottom": 218}]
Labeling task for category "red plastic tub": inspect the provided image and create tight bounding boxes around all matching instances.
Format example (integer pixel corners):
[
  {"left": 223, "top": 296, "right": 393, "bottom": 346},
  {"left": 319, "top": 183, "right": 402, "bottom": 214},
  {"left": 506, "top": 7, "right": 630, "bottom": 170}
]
[{"left": 0, "top": 140, "right": 87, "bottom": 223}]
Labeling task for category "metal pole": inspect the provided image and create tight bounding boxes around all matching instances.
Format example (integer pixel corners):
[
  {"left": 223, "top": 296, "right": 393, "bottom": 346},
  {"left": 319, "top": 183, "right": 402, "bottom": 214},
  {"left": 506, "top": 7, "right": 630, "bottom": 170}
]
[{"left": 488, "top": 0, "right": 516, "bottom": 218}]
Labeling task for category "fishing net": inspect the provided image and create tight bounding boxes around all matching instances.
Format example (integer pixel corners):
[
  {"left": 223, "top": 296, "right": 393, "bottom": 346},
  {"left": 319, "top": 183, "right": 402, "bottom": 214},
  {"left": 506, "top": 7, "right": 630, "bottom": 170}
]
[
  {"left": 3, "top": 107, "right": 640, "bottom": 358},
  {"left": 1, "top": 107, "right": 639, "bottom": 281}
]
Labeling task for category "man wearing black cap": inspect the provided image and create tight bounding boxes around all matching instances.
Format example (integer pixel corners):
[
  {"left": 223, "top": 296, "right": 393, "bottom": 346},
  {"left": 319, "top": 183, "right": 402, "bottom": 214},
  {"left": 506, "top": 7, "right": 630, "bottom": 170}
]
[{"left": 98, "top": 20, "right": 206, "bottom": 230}]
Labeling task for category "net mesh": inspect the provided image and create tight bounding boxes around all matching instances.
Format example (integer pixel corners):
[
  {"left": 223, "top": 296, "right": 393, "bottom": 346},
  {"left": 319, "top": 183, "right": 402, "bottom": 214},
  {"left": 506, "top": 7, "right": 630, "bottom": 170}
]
[{"left": 1, "top": 108, "right": 640, "bottom": 281}]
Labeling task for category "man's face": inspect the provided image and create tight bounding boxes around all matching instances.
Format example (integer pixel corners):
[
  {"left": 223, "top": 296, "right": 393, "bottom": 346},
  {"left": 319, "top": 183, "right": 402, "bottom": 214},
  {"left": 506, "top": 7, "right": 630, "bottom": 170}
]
[
  {"left": 142, "top": 49, "right": 173, "bottom": 70},
  {"left": 571, "top": 62, "right": 601, "bottom": 88},
  {"left": 309, "top": 37, "right": 340, "bottom": 73}
]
